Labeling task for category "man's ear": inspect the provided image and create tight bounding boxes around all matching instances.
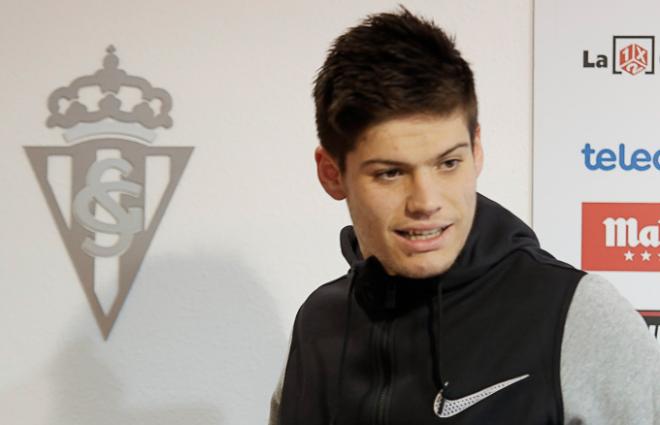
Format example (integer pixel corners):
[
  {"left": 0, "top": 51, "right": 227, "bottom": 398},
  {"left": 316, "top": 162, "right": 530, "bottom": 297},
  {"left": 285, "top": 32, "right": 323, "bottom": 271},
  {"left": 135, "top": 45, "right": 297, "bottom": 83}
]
[
  {"left": 472, "top": 125, "right": 484, "bottom": 177},
  {"left": 315, "top": 146, "right": 346, "bottom": 200}
]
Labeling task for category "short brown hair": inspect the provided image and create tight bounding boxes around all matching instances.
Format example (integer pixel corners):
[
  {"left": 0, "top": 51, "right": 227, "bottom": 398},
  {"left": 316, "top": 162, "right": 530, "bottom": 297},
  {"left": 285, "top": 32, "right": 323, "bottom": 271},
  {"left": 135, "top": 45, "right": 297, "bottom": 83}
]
[{"left": 313, "top": 7, "right": 478, "bottom": 170}]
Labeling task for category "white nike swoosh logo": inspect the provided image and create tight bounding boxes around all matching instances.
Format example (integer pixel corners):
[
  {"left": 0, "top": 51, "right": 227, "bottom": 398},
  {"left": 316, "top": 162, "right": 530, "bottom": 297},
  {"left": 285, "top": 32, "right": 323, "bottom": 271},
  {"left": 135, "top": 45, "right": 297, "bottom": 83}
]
[{"left": 433, "top": 374, "right": 530, "bottom": 418}]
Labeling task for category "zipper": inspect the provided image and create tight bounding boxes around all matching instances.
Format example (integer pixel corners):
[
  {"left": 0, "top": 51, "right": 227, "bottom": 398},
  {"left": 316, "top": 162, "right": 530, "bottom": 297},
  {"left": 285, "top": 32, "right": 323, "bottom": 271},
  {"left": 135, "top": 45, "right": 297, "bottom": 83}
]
[
  {"left": 375, "top": 318, "right": 392, "bottom": 425},
  {"left": 373, "top": 283, "right": 396, "bottom": 425}
]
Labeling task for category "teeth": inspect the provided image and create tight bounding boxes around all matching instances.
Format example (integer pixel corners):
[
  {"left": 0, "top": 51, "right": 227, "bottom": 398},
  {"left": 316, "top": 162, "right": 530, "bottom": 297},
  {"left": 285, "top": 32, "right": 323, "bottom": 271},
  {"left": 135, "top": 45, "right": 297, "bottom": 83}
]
[{"left": 403, "top": 228, "right": 443, "bottom": 240}]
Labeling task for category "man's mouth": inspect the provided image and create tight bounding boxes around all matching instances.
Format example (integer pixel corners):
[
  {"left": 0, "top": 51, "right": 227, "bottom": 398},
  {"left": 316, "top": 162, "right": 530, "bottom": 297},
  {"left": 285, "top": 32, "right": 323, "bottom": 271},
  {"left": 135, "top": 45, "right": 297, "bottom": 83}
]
[{"left": 395, "top": 225, "right": 451, "bottom": 241}]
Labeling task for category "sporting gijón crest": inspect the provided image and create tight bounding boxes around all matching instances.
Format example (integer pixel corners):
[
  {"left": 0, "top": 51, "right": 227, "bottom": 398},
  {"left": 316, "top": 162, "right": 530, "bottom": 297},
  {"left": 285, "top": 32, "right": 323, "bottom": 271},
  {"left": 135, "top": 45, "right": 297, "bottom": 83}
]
[{"left": 25, "top": 46, "right": 192, "bottom": 339}]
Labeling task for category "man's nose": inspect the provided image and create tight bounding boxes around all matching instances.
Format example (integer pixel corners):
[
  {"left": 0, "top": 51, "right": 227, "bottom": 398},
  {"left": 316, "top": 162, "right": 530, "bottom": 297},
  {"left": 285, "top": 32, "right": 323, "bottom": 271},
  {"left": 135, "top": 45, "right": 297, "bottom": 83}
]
[{"left": 405, "top": 170, "right": 442, "bottom": 218}]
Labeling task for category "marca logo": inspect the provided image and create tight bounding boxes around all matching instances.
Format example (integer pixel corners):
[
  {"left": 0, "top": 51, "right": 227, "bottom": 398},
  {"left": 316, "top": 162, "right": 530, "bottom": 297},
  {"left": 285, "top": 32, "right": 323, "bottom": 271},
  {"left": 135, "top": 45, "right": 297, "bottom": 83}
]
[
  {"left": 582, "top": 203, "right": 660, "bottom": 271},
  {"left": 24, "top": 46, "right": 193, "bottom": 339},
  {"left": 582, "top": 36, "right": 655, "bottom": 76}
]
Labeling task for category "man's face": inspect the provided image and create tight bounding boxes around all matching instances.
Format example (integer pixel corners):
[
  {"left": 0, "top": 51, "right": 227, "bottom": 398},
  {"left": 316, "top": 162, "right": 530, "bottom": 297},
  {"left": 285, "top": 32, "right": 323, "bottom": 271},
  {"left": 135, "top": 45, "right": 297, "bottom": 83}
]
[{"left": 334, "top": 113, "right": 483, "bottom": 278}]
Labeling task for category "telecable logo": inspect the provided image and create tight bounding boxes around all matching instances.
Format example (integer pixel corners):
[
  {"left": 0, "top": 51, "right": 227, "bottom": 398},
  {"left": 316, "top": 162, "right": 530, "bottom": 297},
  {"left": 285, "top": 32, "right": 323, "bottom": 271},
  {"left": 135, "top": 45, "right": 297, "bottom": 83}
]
[{"left": 581, "top": 143, "right": 660, "bottom": 171}]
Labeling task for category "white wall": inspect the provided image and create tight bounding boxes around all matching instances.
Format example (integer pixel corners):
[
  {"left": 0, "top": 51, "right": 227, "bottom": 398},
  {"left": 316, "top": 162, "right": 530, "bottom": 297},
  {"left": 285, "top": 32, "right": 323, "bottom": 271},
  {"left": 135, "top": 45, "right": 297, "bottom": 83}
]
[{"left": 0, "top": 1, "right": 532, "bottom": 423}]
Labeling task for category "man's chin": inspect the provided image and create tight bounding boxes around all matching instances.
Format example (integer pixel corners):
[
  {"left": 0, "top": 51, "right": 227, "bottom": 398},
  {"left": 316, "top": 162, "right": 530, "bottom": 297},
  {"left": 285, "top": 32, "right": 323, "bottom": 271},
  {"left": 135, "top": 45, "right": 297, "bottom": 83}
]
[{"left": 391, "top": 257, "right": 453, "bottom": 279}]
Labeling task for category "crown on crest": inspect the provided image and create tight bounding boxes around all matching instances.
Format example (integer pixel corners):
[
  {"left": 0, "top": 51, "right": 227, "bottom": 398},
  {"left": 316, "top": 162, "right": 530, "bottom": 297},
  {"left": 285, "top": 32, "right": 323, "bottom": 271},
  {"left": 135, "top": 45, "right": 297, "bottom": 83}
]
[{"left": 46, "top": 46, "right": 172, "bottom": 138}]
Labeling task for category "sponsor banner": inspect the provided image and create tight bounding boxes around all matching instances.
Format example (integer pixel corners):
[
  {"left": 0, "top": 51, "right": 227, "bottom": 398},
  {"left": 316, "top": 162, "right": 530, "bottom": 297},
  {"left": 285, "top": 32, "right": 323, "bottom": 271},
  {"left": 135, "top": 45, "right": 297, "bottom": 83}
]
[
  {"left": 534, "top": 1, "right": 660, "bottom": 335},
  {"left": 583, "top": 36, "right": 656, "bottom": 75},
  {"left": 641, "top": 311, "right": 660, "bottom": 324},
  {"left": 582, "top": 203, "right": 660, "bottom": 271},
  {"left": 642, "top": 312, "right": 660, "bottom": 341}
]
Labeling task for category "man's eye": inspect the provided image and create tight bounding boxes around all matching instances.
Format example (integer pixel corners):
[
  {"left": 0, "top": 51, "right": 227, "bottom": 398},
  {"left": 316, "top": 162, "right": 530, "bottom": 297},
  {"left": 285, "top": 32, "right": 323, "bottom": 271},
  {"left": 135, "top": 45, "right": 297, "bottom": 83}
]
[
  {"left": 375, "top": 169, "right": 402, "bottom": 180},
  {"left": 441, "top": 159, "right": 461, "bottom": 170}
]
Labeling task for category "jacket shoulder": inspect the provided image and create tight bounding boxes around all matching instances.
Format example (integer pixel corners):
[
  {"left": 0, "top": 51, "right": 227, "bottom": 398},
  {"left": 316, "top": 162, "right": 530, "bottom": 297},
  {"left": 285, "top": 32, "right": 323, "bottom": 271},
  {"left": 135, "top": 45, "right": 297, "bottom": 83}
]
[
  {"left": 296, "top": 273, "right": 349, "bottom": 316},
  {"left": 516, "top": 249, "right": 586, "bottom": 284},
  {"left": 292, "top": 274, "right": 351, "bottom": 339}
]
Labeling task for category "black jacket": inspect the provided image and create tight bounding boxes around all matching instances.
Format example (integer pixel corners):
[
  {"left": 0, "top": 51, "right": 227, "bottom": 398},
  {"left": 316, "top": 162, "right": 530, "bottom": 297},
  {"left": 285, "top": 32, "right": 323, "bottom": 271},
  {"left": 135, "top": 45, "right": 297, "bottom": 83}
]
[{"left": 278, "top": 194, "right": 584, "bottom": 424}]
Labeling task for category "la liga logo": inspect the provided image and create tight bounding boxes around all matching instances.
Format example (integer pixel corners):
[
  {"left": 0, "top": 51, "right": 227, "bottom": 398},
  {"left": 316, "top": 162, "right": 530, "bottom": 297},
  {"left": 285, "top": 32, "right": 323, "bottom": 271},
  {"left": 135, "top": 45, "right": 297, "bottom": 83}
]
[{"left": 582, "top": 36, "right": 655, "bottom": 76}]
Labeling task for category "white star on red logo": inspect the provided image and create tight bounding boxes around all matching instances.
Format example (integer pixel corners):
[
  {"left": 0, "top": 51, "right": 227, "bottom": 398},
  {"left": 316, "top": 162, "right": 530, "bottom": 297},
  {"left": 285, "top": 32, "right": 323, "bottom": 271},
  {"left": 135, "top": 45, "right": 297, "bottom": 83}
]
[
  {"left": 642, "top": 251, "right": 652, "bottom": 261},
  {"left": 624, "top": 250, "right": 635, "bottom": 261}
]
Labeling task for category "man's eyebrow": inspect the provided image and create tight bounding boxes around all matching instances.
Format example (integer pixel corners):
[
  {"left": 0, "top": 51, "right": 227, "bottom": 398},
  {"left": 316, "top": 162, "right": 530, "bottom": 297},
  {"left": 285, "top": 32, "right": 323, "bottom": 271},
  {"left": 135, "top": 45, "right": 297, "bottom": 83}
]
[{"left": 360, "top": 142, "right": 470, "bottom": 169}]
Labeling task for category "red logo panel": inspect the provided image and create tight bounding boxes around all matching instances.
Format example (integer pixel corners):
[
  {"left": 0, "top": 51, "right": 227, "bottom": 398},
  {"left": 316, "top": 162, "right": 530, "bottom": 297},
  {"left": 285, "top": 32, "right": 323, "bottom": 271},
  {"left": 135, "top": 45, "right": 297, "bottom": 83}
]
[
  {"left": 582, "top": 203, "right": 660, "bottom": 271},
  {"left": 619, "top": 43, "right": 649, "bottom": 75}
]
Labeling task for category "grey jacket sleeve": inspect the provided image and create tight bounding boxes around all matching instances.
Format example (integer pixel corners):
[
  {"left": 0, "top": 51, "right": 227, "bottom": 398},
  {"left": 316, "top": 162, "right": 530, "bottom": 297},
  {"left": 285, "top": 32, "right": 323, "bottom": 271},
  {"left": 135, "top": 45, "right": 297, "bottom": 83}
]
[
  {"left": 269, "top": 331, "right": 291, "bottom": 425},
  {"left": 269, "top": 366, "right": 284, "bottom": 425},
  {"left": 561, "top": 273, "right": 660, "bottom": 424}
]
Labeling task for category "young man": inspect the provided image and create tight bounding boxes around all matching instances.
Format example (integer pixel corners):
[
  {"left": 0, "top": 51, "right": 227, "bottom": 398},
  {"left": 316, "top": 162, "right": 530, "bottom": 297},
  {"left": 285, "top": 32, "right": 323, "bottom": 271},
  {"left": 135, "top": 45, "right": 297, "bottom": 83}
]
[{"left": 271, "top": 8, "right": 660, "bottom": 424}]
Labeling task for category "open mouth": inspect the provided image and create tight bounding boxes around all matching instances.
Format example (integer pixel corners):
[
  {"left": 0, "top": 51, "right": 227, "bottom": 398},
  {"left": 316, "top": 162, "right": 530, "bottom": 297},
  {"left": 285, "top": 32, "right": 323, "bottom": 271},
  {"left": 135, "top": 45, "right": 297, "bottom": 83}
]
[{"left": 395, "top": 225, "right": 451, "bottom": 241}]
